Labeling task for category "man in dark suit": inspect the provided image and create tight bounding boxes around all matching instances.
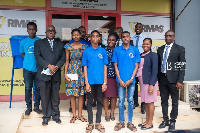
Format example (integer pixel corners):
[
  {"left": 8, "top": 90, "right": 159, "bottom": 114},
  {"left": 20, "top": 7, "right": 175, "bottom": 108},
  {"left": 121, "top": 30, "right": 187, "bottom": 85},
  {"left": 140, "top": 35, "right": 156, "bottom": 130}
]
[
  {"left": 157, "top": 30, "right": 186, "bottom": 131},
  {"left": 34, "top": 25, "right": 66, "bottom": 125}
]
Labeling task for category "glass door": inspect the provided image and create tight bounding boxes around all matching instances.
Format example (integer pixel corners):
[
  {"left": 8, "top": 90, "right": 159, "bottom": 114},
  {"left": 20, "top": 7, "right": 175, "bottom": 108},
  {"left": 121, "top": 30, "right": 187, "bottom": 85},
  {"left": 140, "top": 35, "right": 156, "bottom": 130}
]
[
  {"left": 48, "top": 11, "right": 84, "bottom": 43},
  {"left": 85, "top": 13, "right": 120, "bottom": 46}
]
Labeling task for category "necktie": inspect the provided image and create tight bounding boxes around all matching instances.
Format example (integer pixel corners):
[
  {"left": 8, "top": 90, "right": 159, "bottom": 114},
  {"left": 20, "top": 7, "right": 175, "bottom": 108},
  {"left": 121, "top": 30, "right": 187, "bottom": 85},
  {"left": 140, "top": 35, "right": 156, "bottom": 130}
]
[
  {"left": 161, "top": 45, "right": 170, "bottom": 73},
  {"left": 135, "top": 36, "right": 139, "bottom": 48},
  {"left": 49, "top": 41, "right": 53, "bottom": 51}
]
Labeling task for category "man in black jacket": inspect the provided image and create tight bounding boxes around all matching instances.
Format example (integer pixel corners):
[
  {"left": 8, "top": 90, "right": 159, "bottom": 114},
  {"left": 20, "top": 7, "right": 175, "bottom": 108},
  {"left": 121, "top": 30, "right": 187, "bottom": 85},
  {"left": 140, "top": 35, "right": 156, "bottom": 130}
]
[
  {"left": 157, "top": 30, "right": 186, "bottom": 131},
  {"left": 34, "top": 25, "right": 66, "bottom": 125}
]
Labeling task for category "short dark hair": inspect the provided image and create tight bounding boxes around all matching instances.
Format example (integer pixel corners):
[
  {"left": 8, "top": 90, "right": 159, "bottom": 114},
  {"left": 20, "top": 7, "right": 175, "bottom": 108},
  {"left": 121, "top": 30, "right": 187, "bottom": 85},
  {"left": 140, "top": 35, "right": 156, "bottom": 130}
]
[
  {"left": 108, "top": 32, "right": 119, "bottom": 41},
  {"left": 27, "top": 22, "right": 37, "bottom": 29},
  {"left": 91, "top": 30, "right": 100, "bottom": 36},
  {"left": 121, "top": 31, "right": 130, "bottom": 36},
  {"left": 143, "top": 38, "right": 152, "bottom": 44},
  {"left": 135, "top": 22, "right": 143, "bottom": 27},
  {"left": 78, "top": 26, "right": 86, "bottom": 30},
  {"left": 71, "top": 28, "right": 81, "bottom": 35}
]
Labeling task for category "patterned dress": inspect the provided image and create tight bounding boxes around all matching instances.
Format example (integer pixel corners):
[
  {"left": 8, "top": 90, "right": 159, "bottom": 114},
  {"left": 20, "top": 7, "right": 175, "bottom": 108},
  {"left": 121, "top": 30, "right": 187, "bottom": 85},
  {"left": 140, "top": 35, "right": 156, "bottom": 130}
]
[
  {"left": 64, "top": 44, "right": 87, "bottom": 96},
  {"left": 103, "top": 47, "right": 118, "bottom": 97}
]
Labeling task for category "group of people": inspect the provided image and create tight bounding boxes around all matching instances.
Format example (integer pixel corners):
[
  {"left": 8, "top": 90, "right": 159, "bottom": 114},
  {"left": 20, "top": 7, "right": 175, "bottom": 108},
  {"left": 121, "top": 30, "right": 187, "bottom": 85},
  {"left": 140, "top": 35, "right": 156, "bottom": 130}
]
[{"left": 20, "top": 22, "right": 185, "bottom": 132}]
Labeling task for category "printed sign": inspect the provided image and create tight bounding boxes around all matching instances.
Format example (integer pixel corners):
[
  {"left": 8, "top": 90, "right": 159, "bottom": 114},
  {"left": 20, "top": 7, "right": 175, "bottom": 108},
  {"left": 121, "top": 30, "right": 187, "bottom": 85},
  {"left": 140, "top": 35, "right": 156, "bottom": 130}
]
[
  {"left": 62, "top": 28, "right": 72, "bottom": 40},
  {"left": 51, "top": 0, "right": 116, "bottom": 10}
]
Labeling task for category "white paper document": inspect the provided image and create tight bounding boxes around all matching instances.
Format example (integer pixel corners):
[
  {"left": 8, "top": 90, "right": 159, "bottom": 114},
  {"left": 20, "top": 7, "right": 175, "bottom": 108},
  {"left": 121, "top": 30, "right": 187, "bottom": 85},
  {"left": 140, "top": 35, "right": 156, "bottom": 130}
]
[
  {"left": 66, "top": 74, "right": 78, "bottom": 80},
  {"left": 41, "top": 68, "right": 51, "bottom": 75}
]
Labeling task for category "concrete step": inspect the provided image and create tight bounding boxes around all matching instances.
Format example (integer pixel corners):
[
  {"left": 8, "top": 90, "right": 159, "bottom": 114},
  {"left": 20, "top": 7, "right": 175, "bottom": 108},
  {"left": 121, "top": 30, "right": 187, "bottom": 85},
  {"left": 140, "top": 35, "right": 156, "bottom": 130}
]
[{"left": 17, "top": 97, "right": 200, "bottom": 133}]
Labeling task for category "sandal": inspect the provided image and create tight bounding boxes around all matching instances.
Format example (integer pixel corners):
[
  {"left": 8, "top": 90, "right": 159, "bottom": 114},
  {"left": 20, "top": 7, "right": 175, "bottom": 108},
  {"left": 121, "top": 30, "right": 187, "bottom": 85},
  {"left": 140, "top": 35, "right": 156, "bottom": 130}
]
[
  {"left": 127, "top": 122, "right": 137, "bottom": 132},
  {"left": 110, "top": 116, "right": 115, "bottom": 121},
  {"left": 86, "top": 124, "right": 94, "bottom": 133},
  {"left": 78, "top": 116, "right": 87, "bottom": 122},
  {"left": 114, "top": 122, "right": 125, "bottom": 131},
  {"left": 70, "top": 116, "right": 77, "bottom": 123},
  {"left": 95, "top": 123, "right": 105, "bottom": 133},
  {"left": 110, "top": 113, "right": 115, "bottom": 121},
  {"left": 105, "top": 116, "right": 110, "bottom": 121}
]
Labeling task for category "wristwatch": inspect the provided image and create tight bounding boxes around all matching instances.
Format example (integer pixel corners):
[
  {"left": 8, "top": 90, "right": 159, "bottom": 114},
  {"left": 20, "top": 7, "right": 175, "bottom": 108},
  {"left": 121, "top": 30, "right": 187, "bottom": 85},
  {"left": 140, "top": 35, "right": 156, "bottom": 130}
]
[
  {"left": 103, "top": 83, "right": 107, "bottom": 85},
  {"left": 131, "top": 77, "right": 134, "bottom": 80}
]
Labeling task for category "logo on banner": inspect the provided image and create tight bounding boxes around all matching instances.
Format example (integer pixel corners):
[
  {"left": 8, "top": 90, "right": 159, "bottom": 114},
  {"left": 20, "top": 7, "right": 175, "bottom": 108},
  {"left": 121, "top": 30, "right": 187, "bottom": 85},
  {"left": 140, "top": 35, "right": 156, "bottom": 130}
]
[
  {"left": 8, "top": 19, "right": 36, "bottom": 28},
  {"left": 128, "top": 22, "right": 137, "bottom": 33},
  {"left": 128, "top": 21, "right": 164, "bottom": 33},
  {"left": 0, "top": 16, "right": 6, "bottom": 28}
]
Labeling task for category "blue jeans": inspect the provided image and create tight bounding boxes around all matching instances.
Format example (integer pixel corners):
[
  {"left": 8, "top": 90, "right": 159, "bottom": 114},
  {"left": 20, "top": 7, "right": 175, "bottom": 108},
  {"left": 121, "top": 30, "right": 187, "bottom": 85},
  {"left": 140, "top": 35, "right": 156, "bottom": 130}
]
[
  {"left": 118, "top": 83, "right": 135, "bottom": 123},
  {"left": 23, "top": 69, "right": 40, "bottom": 109}
]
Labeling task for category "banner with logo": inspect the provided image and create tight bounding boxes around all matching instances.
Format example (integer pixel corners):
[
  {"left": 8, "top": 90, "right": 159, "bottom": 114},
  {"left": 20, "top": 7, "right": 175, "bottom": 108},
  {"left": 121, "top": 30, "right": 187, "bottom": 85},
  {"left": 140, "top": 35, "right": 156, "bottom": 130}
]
[
  {"left": 0, "top": 10, "right": 46, "bottom": 36},
  {"left": 0, "top": 10, "right": 46, "bottom": 96},
  {"left": 51, "top": 0, "right": 116, "bottom": 10},
  {"left": 122, "top": 14, "right": 170, "bottom": 40}
]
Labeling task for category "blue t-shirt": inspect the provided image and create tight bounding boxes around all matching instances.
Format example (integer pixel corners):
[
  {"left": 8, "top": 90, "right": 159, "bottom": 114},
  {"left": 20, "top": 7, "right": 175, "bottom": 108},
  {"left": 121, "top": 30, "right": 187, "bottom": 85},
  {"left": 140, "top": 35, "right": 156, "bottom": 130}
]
[
  {"left": 20, "top": 37, "right": 40, "bottom": 72},
  {"left": 111, "top": 45, "right": 141, "bottom": 83},
  {"left": 69, "top": 39, "right": 91, "bottom": 46},
  {"left": 82, "top": 46, "right": 108, "bottom": 85}
]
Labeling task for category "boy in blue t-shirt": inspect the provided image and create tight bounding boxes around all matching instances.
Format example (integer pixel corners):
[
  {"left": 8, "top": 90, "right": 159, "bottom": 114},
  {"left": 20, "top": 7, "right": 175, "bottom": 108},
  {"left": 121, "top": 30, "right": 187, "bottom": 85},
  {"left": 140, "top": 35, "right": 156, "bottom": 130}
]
[
  {"left": 20, "top": 22, "right": 42, "bottom": 116},
  {"left": 82, "top": 30, "right": 108, "bottom": 133},
  {"left": 112, "top": 31, "right": 140, "bottom": 132}
]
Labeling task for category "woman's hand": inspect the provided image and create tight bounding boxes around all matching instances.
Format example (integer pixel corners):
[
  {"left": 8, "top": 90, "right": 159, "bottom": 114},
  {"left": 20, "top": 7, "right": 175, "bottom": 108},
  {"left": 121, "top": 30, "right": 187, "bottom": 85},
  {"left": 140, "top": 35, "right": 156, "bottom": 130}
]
[
  {"left": 102, "top": 84, "right": 107, "bottom": 92},
  {"left": 148, "top": 85, "right": 154, "bottom": 94},
  {"left": 64, "top": 75, "right": 71, "bottom": 82}
]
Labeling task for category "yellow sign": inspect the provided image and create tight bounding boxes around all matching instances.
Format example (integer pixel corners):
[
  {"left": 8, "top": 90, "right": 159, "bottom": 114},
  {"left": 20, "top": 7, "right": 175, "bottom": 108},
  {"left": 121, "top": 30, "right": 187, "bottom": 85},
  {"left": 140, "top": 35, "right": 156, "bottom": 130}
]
[
  {"left": 122, "top": 0, "right": 171, "bottom": 13},
  {"left": 0, "top": 0, "right": 45, "bottom": 7}
]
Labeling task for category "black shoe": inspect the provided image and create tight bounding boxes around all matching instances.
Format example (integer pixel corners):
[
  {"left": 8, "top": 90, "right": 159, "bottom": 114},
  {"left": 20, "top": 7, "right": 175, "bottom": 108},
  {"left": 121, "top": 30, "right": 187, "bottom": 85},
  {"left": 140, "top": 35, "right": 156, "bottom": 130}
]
[
  {"left": 158, "top": 120, "right": 169, "bottom": 128},
  {"left": 141, "top": 125, "right": 153, "bottom": 130},
  {"left": 138, "top": 123, "right": 145, "bottom": 127},
  {"left": 141, "top": 102, "right": 145, "bottom": 114},
  {"left": 134, "top": 103, "right": 139, "bottom": 107},
  {"left": 25, "top": 108, "right": 32, "bottom": 116},
  {"left": 42, "top": 119, "right": 48, "bottom": 125},
  {"left": 69, "top": 107, "right": 72, "bottom": 113},
  {"left": 168, "top": 121, "right": 175, "bottom": 131},
  {"left": 83, "top": 104, "right": 87, "bottom": 110},
  {"left": 54, "top": 118, "right": 61, "bottom": 124},
  {"left": 33, "top": 108, "right": 42, "bottom": 114}
]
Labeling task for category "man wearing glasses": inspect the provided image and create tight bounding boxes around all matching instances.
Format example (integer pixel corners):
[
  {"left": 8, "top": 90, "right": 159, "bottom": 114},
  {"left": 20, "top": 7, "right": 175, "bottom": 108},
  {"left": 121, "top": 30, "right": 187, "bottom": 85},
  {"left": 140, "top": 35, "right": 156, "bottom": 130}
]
[
  {"left": 157, "top": 30, "right": 186, "bottom": 131},
  {"left": 34, "top": 25, "right": 66, "bottom": 125}
]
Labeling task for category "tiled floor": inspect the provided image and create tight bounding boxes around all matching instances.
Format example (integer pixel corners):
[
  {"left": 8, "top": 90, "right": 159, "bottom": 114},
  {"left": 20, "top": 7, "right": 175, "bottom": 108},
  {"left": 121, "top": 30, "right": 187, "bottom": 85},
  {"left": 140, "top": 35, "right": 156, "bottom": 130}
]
[{"left": 0, "top": 97, "right": 200, "bottom": 133}]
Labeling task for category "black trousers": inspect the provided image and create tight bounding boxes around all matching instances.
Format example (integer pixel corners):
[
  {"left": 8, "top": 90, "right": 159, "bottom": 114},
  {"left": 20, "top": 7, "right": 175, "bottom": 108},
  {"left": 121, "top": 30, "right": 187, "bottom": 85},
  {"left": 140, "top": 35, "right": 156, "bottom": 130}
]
[
  {"left": 159, "top": 73, "right": 179, "bottom": 122},
  {"left": 87, "top": 84, "right": 103, "bottom": 124},
  {"left": 40, "top": 78, "right": 60, "bottom": 120}
]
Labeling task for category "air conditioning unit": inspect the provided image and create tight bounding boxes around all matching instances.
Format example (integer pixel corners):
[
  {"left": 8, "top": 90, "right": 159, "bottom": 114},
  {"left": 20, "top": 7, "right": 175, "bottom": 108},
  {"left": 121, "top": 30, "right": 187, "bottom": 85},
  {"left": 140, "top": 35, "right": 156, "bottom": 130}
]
[{"left": 182, "top": 81, "right": 200, "bottom": 108}]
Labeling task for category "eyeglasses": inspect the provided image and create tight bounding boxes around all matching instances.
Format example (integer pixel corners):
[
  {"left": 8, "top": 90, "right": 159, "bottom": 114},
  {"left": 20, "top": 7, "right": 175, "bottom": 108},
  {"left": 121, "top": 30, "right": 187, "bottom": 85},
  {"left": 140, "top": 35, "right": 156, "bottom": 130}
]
[
  {"left": 164, "top": 35, "right": 174, "bottom": 38},
  {"left": 46, "top": 29, "right": 56, "bottom": 33},
  {"left": 80, "top": 30, "right": 86, "bottom": 33}
]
